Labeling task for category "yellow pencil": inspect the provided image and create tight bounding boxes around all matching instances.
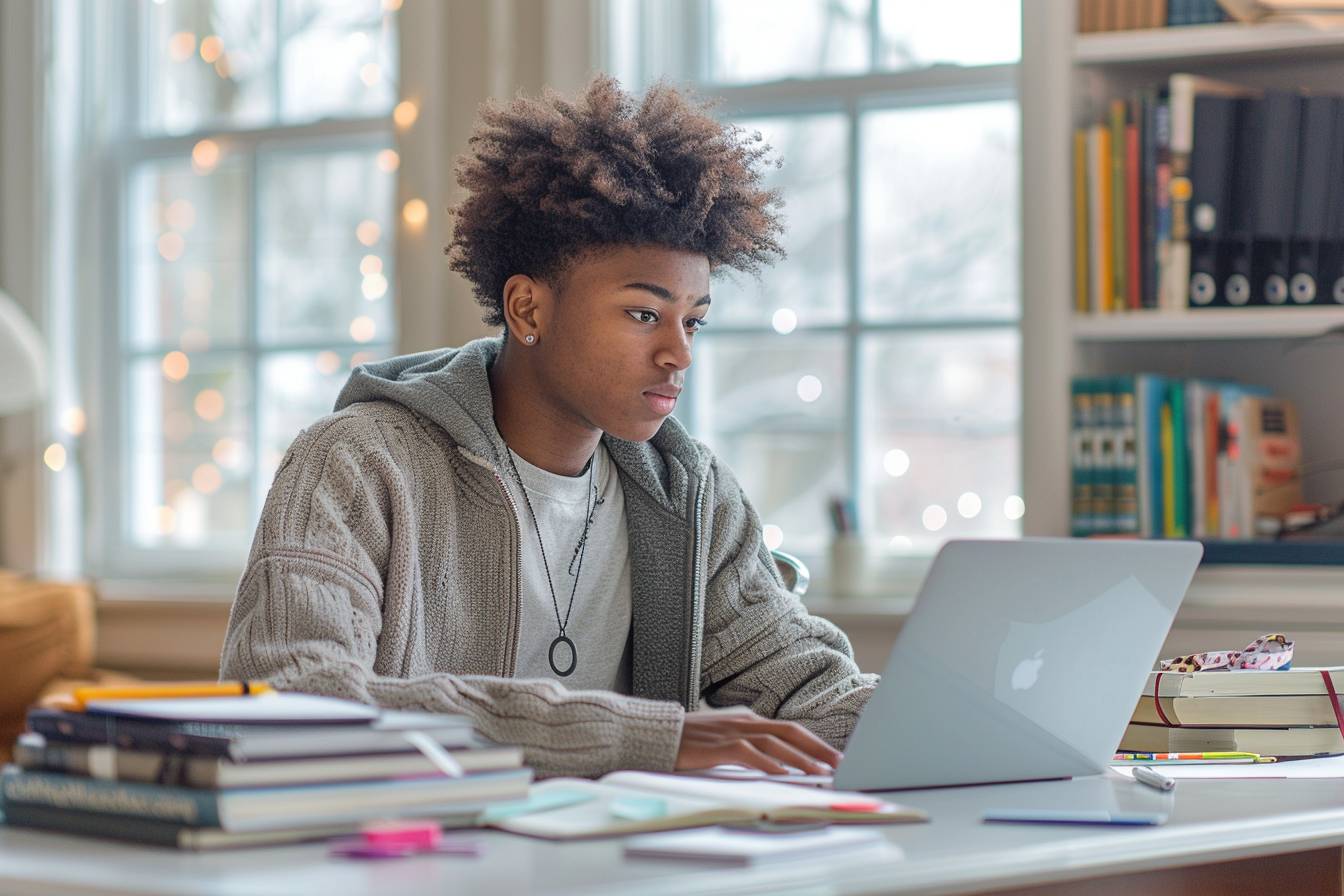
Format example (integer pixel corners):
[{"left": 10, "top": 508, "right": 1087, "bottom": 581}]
[{"left": 71, "top": 681, "right": 274, "bottom": 710}]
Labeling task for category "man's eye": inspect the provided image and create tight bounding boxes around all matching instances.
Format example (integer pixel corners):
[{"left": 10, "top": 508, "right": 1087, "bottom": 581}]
[
  {"left": 686, "top": 318, "right": 708, "bottom": 332},
  {"left": 628, "top": 310, "right": 659, "bottom": 324}
]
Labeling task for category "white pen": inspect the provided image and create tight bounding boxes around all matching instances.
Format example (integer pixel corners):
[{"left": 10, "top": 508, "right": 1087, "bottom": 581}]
[{"left": 1133, "top": 765, "right": 1176, "bottom": 792}]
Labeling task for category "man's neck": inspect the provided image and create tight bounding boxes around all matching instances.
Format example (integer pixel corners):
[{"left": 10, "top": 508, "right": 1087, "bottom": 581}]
[{"left": 489, "top": 346, "right": 601, "bottom": 477}]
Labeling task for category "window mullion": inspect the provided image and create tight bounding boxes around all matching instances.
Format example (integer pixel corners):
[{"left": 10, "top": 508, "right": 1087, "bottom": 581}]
[
  {"left": 844, "top": 100, "right": 863, "bottom": 532},
  {"left": 247, "top": 148, "right": 264, "bottom": 523}
]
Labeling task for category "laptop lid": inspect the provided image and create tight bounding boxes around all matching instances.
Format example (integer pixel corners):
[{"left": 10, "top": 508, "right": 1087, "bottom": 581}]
[{"left": 833, "top": 538, "right": 1202, "bottom": 791}]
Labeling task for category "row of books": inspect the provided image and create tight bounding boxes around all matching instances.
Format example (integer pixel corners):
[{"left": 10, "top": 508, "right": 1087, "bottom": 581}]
[
  {"left": 1069, "top": 374, "right": 1302, "bottom": 539},
  {"left": 1078, "top": 0, "right": 1227, "bottom": 33},
  {"left": 1121, "top": 664, "right": 1344, "bottom": 756},
  {"left": 0, "top": 693, "right": 530, "bottom": 849},
  {"left": 1072, "top": 77, "right": 1344, "bottom": 314}
]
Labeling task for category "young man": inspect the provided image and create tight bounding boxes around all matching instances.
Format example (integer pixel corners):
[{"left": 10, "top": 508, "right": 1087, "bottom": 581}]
[{"left": 221, "top": 76, "right": 876, "bottom": 778}]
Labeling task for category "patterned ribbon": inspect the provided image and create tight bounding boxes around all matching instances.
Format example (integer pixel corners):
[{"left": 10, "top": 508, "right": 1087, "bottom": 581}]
[{"left": 1159, "top": 633, "right": 1294, "bottom": 673}]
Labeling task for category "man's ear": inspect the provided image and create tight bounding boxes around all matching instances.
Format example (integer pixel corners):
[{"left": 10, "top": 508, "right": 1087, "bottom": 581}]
[{"left": 501, "top": 274, "right": 554, "bottom": 345}]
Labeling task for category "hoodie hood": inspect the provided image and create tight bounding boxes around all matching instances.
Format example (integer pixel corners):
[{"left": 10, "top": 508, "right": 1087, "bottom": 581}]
[{"left": 333, "top": 336, "right": 705, "bottom": 518}]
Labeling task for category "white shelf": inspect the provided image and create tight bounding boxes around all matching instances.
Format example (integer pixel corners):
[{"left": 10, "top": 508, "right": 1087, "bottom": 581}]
[
  {"left": 1075, "top": 22, "right": 1344, "bottom": 66},
  {"left": 1072, "top": 307, "right": 1344, "bottom": 341}
]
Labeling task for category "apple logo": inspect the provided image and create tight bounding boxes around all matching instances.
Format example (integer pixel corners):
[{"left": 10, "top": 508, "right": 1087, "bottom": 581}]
[{"left": 1012, "top": 649, "right": 1045, "bottom": 691}]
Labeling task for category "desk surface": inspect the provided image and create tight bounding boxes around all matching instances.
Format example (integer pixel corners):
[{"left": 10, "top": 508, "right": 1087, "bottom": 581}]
[{"left": 6, "top": 774, "right": 1344, "bottom": 896}]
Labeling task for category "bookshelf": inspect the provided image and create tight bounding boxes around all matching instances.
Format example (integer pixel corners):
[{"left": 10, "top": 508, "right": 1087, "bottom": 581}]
[{"left": 1020, "top": 2, "right": 1344, "bottom": 591}]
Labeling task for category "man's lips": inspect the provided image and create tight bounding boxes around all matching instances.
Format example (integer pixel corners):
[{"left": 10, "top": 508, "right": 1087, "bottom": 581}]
[{"left": 643, "top": 387, "right": 680, "bottom": 416}]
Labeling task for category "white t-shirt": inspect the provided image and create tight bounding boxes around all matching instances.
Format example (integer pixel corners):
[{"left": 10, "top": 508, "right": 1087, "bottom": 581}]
[{"left": 504, "top": 443, "right": 633, "bottom": 693}]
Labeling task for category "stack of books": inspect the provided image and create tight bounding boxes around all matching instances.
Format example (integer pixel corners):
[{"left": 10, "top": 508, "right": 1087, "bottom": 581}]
[
  {"left": 0, "top": 692, "right": 530, "bottom": 849},
  {"left": 1120, "top": 665, "right": 1344, "bottom": 757},
  {"left": 1069, "top": 374, "right": 1301, "bottom": 540}
]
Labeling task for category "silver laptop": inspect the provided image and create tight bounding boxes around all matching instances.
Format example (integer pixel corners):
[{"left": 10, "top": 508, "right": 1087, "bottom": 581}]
[{"left": 833, "top": 537, "right": 1203, "bottom": 791}]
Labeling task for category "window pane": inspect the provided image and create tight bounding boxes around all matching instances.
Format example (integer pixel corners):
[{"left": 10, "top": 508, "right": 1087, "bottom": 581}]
[
  {"left": 693, "top": 334, "right": 848, "bottom": 555},
  {"left": 860, "top": 329, "right": 1019, "bottom": 550},
  {"left": 877, "top": 0, "right": 1020, "bottom": 71},
  {"left": 257, "top": 347, "right": 390, "bottom": 483},
  {"left": 257, "top": 147, "right": 396, "bottom": 345},
  {"left": 861, "top": 101, "right": 1018, "bottom": 321},
  {"left": 128, "top": 353, "right": 253, "bottom": 548},
  {"left": 714, "top": 115, "right": 848, "bottom": 328},
  {"left": 128, "top": 158, "right": 248, "bottom": 351},
  {"left": 280, "top": 0, "right": 398, "bottom": 122},
  {"left": 141, "top": 0, "right": 277, "bottom": 135},
  {"left": 709, "top": 0, "right": 870, "bottom": 84}
]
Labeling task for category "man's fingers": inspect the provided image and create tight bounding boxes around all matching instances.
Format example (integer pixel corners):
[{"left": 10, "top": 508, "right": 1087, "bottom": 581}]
[
  {"left": 734, "top": 717, "right": 842, "bottom": 768},
  {"left": 746, "top": 734, "right": 831, "bottom": 775},
  {"left": 730, "top": 739, "right": 792, "bottom": 776}
]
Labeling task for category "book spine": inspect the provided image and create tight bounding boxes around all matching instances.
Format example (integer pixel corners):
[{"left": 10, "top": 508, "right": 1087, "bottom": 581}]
[
  {"left": 1071, "top": 377, "right": 1096, "bottom": 536},
  {"left": 1, "top": 802, "right": 186, "bottom": 848},
  {"left": 1160, "top": 398, "right": 1176, "bottom": 537},
  {"left": 1154, "top": 97, "right": 1173, "bottom": 310},
  {"left": 1125, "top": 117, "right": 1142, "bottom": 310},
  {"left": 0, "top": 770, "right": 222, "bottom": 827},
  {"left": 1074, "top": 129, "right": 1090, "bottom": 313},
  {"left": 1110, "top": 99, "right": 1129, "bottom": 312},
  {"left": 1171, "top": 381, "right": 1190, "bottom": 537},
  {"left": 1204, "top": 390, "right": 1221, "bottom": 536},
  {"left": 1094, "top": 383, "right": 1117, "bottom": 534},
  {"left": 1098, "top": 125, "right": 1116, "bottom": 312},
  {"left": 1115, "top": 376, "right": 1140, "bottom": 534},
  {"left": 27, "top": 711, "right": 234, "bottom": 758}
]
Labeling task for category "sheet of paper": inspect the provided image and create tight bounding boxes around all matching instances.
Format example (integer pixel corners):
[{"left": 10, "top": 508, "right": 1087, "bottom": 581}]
[
  {"left": 624, "top": 825, "right": 895, "bottom": 864},
  {"left": 681, "top": 765, "right": 834, "bottom": 788},
  {"left": 1112, "top": 754, "right": 1344, "bottom": 779}
]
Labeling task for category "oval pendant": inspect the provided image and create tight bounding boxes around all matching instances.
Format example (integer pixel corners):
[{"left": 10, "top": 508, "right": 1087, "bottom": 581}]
[{"left": 548, "top": 635, "right": 577, "bottom": 677}]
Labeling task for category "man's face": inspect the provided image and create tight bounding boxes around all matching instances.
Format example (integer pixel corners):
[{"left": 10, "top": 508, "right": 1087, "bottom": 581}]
[{"left": 534, "top": 245, "right": 711, "bottom": 443}]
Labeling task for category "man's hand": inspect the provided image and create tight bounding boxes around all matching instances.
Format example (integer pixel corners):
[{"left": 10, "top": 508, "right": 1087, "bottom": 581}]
[{"left": 674, "top": 708, "right": 842, "bottom": 775}]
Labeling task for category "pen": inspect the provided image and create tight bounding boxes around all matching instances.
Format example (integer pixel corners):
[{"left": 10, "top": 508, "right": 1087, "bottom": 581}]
[
  {"left": 71, "top": 681, "right": 275, "bottom": 710},
  {"left": 1132, "top": 765, "right": 1176, "bottom": 792}
]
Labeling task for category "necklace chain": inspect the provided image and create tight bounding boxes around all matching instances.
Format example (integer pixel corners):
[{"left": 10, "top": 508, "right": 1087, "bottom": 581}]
[{"left": 501, "top": 447, "right": 599, "bottom": 640}]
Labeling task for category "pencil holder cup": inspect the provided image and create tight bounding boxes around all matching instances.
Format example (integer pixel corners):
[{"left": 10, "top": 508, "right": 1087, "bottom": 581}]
[{"left": 827, "top": 534, "right": 870, "bottom": 599}]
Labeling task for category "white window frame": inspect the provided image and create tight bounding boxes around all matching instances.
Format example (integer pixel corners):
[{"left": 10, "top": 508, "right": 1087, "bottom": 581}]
[
  {"left": 604, "top": 1, "right": 1022, "bottom": 556},
  {"left": 83, "top": 3, "right": 398, "bottom": 587}
]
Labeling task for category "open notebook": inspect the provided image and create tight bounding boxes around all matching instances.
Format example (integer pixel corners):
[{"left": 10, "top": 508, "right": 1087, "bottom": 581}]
[{"left": 483, "top": 771, "right": 926, "bottom": 840}]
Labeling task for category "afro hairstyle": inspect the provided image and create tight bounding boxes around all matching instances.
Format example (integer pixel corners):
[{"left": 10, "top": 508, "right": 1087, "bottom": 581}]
[{"left": 445, "top": 74, "right": 785, "bottom": 327}]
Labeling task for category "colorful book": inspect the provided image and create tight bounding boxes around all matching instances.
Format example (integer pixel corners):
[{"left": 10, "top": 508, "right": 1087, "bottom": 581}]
[
  {"left": 1070, "top": 378, "right": 1097, "bottom": 536},
  {"left": 1113, "top": 377, "right": 1140, "bottom": 534}
]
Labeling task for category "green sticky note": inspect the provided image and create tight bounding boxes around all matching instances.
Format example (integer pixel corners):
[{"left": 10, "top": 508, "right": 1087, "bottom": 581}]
[
  {"left": 608, "top": 796, "right": 667, "bottom": 821},
  {"left": 479, "top": 788, "right": 594, "bottom": 823}
]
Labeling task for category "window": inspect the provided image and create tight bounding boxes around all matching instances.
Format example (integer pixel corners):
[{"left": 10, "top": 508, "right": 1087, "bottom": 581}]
[
  {"left": 606, "top": 0, "right": 1022, "bottom": 561},
  {"left": 86, "top": 1, "right": 400, "bottom": 580}
]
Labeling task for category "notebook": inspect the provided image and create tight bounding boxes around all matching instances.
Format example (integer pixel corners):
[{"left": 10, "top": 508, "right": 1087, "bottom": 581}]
[{"left": 484, "top": 771, "right": 926, "bottom": 840}]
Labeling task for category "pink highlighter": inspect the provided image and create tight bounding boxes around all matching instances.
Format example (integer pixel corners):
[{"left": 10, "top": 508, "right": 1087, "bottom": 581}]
[{"left": 329, "top": 820, "right": 480, "bottom": 860}]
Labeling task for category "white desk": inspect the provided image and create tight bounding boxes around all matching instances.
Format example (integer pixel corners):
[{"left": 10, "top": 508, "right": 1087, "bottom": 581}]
[{"left": 5, "top": 774, "right": 1344, "bottom": 896}]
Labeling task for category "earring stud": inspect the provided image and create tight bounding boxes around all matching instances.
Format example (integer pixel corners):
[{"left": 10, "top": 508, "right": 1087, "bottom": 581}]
[{"left": 525, "top": 334, "right": 535, "bottom": 344}]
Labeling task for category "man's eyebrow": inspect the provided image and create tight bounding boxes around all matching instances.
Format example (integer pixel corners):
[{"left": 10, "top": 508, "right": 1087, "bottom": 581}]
[{"left": 623, "top": 282, "right": 712, "bottom": 307}]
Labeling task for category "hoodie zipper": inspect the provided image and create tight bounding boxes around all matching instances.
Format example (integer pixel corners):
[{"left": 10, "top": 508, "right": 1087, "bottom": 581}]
[
  {"left": 489, "top": 470, "right": 524, "bottom": 677},
  {"left": 685, "top": 474, "right": 709, "bottom": 710}
]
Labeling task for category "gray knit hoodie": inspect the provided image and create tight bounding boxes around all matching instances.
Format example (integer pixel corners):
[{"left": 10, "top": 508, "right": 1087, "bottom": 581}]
[{"left": 220, "top": 336, "right": 877, "bottom": 777}]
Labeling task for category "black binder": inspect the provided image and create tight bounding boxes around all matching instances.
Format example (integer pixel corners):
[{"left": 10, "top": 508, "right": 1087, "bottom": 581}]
[
  {"left": 1223, "top": 97, "right": 1262, "bottom": 307},
  {"left": 1252, "top": 91, "right": 1302, "bottom": 306},
  {"left": 1188, "top": 95, "right": 1238, "bottom": 308},
  {"left": 1325, "top": 99, "right": 1344, "bottom": 305},
  {"left": 1289, "top": 95, "right": 1337, "bottom": 305}
]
